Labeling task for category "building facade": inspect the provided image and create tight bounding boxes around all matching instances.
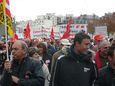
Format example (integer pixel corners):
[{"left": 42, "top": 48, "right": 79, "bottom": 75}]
[{"left": 16, "top": 13, "right": 98, "bottom": 39}]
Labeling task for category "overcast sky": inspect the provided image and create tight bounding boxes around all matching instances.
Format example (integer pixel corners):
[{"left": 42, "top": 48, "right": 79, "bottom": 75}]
[{"left": 10, "top": 0, "right": 115, "bottom": 21}]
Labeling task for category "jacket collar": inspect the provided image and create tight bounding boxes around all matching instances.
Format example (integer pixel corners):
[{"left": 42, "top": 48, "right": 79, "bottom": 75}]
[{"left": 68, "top": 45, "right": 92, "bottom": 62}]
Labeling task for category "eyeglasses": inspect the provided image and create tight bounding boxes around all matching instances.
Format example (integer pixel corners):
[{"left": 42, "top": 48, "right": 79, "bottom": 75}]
[
  {"left": 103, "top": 46, "right": 109, "bottom": 49},
  {"left": 12, "top": 48, "right": 22, "bottom": 51},
  {"left": 113, "top": 40, "right": 115, "bottom": 42}
]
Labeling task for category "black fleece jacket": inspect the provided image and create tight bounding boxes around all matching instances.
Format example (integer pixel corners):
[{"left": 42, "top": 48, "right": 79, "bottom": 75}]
[{"left": 50, "top": 45, "right": 97, "bottom": 86}]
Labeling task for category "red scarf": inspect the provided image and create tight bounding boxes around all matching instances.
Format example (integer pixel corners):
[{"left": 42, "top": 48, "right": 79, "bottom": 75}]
[{"left": 95, "top": 51, "right": 102, "bottom": 70}]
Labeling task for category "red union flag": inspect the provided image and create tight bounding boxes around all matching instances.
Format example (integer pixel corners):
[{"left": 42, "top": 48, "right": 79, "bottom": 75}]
[
  {"left": 11, "top": 32, "right": 18, "bottom": 42},
  {"left": 24, "top": 22, "right": 31, "bottom": 39},
  {"left": 50, "top": 27, "right": 54, "bottom": 40},
  {"left": 5, "top": 0, "right": 11, "bottom": 17},
  {"left": 61, "top": 17, "right": 72, "bottom": 39},
  {"left": 0, "top": 0, "right": 2, "bottom": 3}
]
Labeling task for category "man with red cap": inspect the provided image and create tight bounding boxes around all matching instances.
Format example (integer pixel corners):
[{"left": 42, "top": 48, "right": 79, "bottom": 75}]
[
  {"left": 95, "top": 40, "right": 110, "bottom": 70},
  {"left": 93, "top": 34, "right": 104, "bottom": 52}
]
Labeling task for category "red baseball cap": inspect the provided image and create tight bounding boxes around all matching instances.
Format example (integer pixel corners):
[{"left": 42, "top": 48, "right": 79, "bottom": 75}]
[{"left": 94, "top": 34, "right": 104, "bottom": 41}]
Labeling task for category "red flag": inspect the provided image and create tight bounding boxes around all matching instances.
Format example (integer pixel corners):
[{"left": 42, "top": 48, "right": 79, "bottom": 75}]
[
  {"left": 0, "top": 0, "right": 2, "bottom": 3},
  {"left": 11, "top": 32, "right": 18, "bottom": 42},
  {"left": 50, "top": 27, "right": 54, "bottom": 40},
  {"left": 5, "top": 0, "right": 11, "bottom": 17},
  {"left": 61, "top": 17, "right": 72, "bottom": 39},
  {"left": 24, "top": 22, "right": 31, "bottom": 39}
]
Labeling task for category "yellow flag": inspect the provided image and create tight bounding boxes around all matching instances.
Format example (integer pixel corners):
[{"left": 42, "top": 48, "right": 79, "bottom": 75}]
[
  {"left": 0, "top": 0, "right": 4, "bottom": 25},
  {"left": 0, "top": 0, "right": 14, "bottom": 37},
  {"left": 6, "top": 14, "right": 14, "bottom": 37}
]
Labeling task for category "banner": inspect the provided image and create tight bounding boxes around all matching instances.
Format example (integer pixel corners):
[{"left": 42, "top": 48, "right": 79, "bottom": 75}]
[{"left": 0, "top": 0, "right": 14, "bottom": 37}]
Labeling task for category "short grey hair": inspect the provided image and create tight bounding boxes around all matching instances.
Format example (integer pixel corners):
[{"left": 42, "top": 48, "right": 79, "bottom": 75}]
[
  {"left": 16, "top": 40, "right": 28, "bottom": 52},
  {"left": 99, "top": 40, "right": 110, "bottom": 47},
  {"left": 21, "top": 42, "right": 28, "bottom": 51}
]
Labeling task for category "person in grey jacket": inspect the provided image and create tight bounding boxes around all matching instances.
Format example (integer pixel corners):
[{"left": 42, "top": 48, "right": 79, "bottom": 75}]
[{"left": 50, "top": 39, "right": 71, "bottom": 74}]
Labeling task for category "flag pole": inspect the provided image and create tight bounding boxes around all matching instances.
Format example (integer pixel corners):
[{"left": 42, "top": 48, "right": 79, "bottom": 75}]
[{"left": 3, "top": 0, "right": 9, "bottom": 61}]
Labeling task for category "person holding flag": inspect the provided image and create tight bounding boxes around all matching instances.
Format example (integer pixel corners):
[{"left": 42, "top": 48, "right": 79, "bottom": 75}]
[
  {"left": 1, "top": 40, "right": 45, "bottom": 86},
  {"left": 0, "top": 0, "right": 14, "bottom": 62}
]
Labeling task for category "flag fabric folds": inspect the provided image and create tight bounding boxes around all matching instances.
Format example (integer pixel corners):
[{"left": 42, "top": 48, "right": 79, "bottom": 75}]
[
  {"left": 11, "top": 32, "right": 18, "bottom": 42},
  {"left": 24, "top": 22, "right": 31, "bottom": 39},
  {"left": 0, "top": 0, "right": 4, "bottom": 25},
  {"left": 0, "top": 0, "right": 14, "bottom": 37},
  {"left": 50, "top": 27, "right": 54, "bottom": 40},
  {"left": 61, "top": 17, "right": 72, "bottom": 39}
]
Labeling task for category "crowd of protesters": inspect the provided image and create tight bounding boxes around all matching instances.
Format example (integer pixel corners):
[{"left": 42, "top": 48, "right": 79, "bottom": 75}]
[{"left": 0, "top": 32, "right": 115, "bottom": 86}]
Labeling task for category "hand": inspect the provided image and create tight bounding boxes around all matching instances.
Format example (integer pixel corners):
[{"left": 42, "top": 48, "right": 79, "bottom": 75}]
[
  {"left": 11, "top": 75, "right": 19, "bottom": 84},
  {"left": 4, "top": 60, "right": 11, "bottom": 71},
  {"left": 2, "top": 50, "right": 6, "bottom": 53}
]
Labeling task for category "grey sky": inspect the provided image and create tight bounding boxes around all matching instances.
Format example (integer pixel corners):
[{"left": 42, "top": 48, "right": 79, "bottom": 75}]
[{"left": 10, "top": 0, "right": 115, "bottom": 21}]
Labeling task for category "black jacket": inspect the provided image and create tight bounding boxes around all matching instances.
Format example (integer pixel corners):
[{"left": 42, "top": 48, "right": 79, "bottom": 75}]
[
  {"left": 50, "top": 45, "right": 98, "bottom": 86},
  {"left": 95, "top": 65, "right": 115, "bottom": 86},
  {"left": 1, "top": 56, "right": 44, "bottom": 86},
  {"left": 43, "top": 52, "right": 52, "bottom": 72}
]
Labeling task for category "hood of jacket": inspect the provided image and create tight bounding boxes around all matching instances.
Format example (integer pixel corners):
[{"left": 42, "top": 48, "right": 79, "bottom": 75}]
[{"left": 68, "top": 45, "right": 92, "bottom": 63}]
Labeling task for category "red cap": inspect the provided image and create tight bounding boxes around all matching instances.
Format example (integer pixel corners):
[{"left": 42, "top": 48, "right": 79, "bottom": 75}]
[{"left": 94, "top": 34, "right": 104, "bottom": 41}]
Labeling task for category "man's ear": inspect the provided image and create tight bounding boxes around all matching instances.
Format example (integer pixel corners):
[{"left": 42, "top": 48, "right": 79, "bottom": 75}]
[
  {"left": 75, "top": 42, "right": 80, "bottom": 46},
  {"left": 108, "top": 56, "right": 112, "bottom": 62},
  {"left": 23, "top": 49, "right": 27, "bottom": 54}
]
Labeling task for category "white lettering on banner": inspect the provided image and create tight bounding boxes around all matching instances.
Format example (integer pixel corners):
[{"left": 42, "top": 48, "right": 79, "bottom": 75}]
[{"left": 33, "top": 31, "right": 41, "bottom": 33}]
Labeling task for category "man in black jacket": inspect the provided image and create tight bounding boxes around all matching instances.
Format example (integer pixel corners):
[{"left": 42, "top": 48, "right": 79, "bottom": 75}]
[
  {"left": 50, "top": 33, "right": 98, "bottom": 86},
  {"left": 1, "top": 40, "right": 44, "bottom": 86},
  {"left": 95, "top": 45, "right": 115, "bottom": 86}
]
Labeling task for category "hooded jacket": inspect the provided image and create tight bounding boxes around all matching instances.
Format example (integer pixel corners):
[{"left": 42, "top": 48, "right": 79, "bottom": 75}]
[{"left": 50, "top": 45, "right": 98, "bottom": 86}]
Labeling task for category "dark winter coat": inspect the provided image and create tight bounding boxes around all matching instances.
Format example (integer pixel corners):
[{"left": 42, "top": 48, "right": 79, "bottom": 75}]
[
  {"left": 1, "top": 56, "right": 44, "bottom": 86},
  {"left": 50, "top": 45, "right": 98, "bottom": 86},
  {"left": 95, "top": 65, "right": 115, "bottom": 86}
]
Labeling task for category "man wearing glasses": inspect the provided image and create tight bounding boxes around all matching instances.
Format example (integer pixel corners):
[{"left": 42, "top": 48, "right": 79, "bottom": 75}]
[
  {"left": 95, "top": 40, "right": 110, "bottom": 70},
  {"left": 1, "top": 40, "right": 44, "bottom": 86},
  {"left": 95, "top": 45, "right": 115, "bottom": 86}
]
